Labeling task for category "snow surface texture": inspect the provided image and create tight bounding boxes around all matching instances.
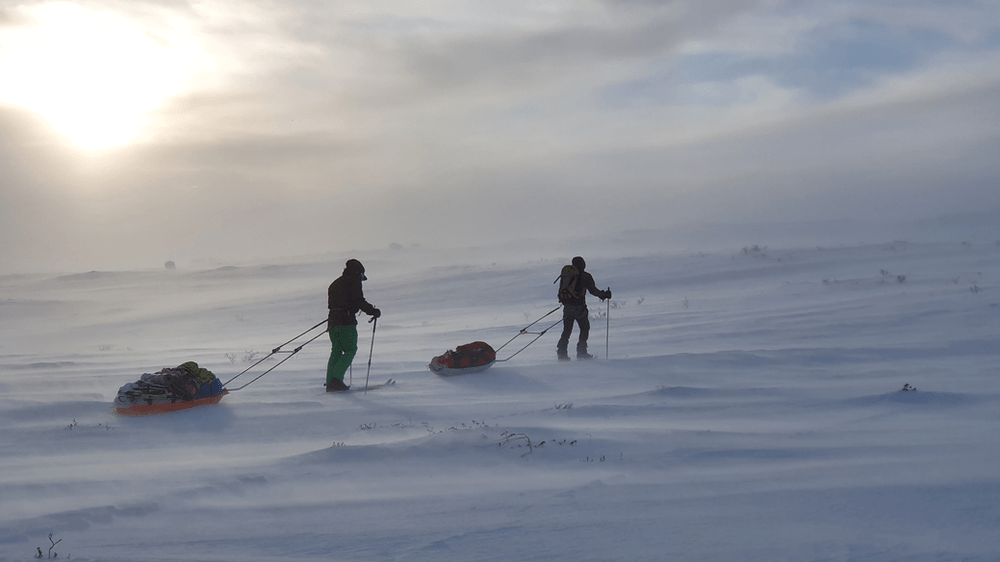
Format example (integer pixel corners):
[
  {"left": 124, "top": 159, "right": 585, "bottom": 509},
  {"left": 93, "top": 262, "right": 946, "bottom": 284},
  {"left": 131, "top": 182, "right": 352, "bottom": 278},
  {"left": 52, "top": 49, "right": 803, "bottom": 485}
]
[{"left": 2, "top": 239, "right": 1000, "bottom": 561}]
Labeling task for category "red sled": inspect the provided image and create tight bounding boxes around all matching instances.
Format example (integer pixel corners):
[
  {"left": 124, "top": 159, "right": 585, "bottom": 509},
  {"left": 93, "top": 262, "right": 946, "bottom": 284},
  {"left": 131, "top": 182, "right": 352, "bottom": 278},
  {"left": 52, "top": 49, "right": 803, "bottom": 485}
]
[
  {"left": 428, "top": 306, "right": 565, "bottom": 376},
  {"left": 428, "top": 341, "right": 496, "bottom": 376}
]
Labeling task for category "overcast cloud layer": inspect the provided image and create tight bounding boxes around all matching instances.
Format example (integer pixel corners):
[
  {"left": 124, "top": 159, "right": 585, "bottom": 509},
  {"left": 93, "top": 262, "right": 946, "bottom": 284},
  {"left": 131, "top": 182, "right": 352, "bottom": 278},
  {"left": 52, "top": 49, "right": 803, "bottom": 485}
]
[{"left": 1, "top": 0, "right": 999, "bottom": 273}]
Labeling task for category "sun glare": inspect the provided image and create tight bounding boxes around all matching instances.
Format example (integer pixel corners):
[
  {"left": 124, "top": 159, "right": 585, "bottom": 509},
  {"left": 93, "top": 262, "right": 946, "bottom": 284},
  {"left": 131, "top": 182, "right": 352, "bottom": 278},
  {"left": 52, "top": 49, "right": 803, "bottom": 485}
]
[{"left": 0, "top": 2, "right": 192, "bottom": 150}]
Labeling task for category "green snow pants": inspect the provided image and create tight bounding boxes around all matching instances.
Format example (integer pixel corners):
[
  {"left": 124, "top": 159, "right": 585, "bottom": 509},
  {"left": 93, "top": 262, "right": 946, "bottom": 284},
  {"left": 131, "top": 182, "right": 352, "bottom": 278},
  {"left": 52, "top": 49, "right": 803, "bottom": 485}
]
[{"left": 326, "top": 324, "right": 358, "bottom": 385}]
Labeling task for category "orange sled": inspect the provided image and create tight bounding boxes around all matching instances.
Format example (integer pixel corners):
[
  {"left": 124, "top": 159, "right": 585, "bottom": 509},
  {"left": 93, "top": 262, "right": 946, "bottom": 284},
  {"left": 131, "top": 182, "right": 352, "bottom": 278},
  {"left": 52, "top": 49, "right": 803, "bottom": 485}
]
[{"left": 115, "top": 390, "right": 228, "bottom": 416}]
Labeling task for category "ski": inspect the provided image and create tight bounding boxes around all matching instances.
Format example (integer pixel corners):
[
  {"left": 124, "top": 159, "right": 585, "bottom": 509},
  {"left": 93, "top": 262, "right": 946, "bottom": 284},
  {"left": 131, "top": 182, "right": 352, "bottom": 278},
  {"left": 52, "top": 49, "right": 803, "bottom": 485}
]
[
  {"left": 323, "top": 378, "right": 395, "bottom": 394},
  {"left": 353, "top": 378, "right": 395, "bottom": 392},
  {"left": 323, "top": 379, "right": 396, "bottom": 394}
]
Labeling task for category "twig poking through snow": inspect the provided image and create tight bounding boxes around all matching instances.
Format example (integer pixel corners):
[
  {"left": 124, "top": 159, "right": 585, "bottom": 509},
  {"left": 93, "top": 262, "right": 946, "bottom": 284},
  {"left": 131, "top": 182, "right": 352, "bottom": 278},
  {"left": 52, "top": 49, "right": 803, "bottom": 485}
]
[{"left": 499, "top": 432, "right": 533, "bottom": 457}]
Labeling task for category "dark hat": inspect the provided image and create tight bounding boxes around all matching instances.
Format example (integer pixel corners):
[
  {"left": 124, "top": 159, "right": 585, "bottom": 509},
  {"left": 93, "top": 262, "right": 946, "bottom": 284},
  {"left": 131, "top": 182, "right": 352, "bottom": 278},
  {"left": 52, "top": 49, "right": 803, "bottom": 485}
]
[
  {"left": 571, "top": 256, "right": 586, "bottom": 271},
  {"left": 345, "top": 258, "right": 367, "bottom": 280}
]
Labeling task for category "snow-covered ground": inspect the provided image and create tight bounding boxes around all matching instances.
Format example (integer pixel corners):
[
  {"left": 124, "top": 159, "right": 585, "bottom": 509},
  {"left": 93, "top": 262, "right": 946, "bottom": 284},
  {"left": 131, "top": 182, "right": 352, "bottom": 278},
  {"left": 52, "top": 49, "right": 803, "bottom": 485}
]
[{"left": 2, "top": 235, "right": 999, "bottom": 561}]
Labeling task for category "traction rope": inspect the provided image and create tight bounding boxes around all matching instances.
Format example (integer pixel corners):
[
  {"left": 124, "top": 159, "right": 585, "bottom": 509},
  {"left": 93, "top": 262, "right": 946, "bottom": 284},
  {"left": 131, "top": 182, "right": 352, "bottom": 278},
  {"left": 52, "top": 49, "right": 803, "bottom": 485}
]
[
  {"left": 223, "top": 319, "right": 329, "bottom": 391},
  {"left": 494, "top": 306, "right": 562, "bottom": 363}
]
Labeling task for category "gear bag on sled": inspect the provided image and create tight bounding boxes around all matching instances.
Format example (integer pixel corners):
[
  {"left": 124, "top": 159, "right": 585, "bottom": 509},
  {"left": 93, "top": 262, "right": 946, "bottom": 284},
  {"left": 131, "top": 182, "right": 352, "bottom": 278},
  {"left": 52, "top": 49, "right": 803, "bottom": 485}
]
[
  {"left": 428, "top": 341, "right": 496, "bottom": 376},
  {"left": 114, "top": 361, "right": 226, "bottom": 415},
  {"left": 427, "top": 306, "right": 564, "bottom": 376},
  {"left": 555, "top": 264, "right": 581, "bottom": 303}
]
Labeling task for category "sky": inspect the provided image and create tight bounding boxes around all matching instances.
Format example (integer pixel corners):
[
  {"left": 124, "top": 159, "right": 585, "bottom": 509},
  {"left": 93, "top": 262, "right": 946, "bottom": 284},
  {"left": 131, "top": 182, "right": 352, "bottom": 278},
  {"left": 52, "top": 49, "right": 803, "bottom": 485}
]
[{"left": 1, "top": 0, "right": 999, "bottom": 274}]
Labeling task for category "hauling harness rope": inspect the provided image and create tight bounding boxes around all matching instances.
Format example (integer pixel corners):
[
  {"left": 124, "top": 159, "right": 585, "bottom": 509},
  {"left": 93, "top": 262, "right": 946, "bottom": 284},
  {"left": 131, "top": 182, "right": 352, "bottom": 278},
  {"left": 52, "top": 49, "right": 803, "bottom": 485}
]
[
  {"left": 223, "top": 319, "right": 330, "bottom": 391},
  {"left": 494, "top": 306, "right": 562, "bottom": 363}
]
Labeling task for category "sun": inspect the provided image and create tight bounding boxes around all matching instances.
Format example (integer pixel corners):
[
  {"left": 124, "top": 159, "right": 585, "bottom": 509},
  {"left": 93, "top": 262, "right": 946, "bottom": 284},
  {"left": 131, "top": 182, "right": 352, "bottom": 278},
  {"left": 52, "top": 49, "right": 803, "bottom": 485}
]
[{"left": 0, "top": 2, "right": 192, "bottom": 151}]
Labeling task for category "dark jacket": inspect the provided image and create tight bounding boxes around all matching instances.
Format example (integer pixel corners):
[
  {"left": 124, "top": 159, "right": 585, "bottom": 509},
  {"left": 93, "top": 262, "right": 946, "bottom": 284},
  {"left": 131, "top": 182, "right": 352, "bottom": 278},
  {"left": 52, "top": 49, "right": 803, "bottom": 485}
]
[
  {"left": 328, "top": 272, "right": 377, "bottom": 326},
  {"left": 562, "top": 270, "right": 610, "bottom": 307}
]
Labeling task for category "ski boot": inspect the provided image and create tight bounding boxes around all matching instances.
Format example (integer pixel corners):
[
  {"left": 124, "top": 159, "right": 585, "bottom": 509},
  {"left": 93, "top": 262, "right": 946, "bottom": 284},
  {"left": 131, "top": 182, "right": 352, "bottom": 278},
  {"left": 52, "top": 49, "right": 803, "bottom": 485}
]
[{"left": 325, "top": 378, "right": 350, "bottom": 392}]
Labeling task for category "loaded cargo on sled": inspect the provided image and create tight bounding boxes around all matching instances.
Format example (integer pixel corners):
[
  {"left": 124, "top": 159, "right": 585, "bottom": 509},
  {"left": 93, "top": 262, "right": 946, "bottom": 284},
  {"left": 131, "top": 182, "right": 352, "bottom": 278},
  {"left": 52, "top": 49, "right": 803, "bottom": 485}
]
[
  {"left": 428, "top": 341, "right": 496, "bottom": 376},
  {"left": 427, "top": 306, "right": 563, "bottom": 376},
  {"left": 114, "top": 361, "right": 227, "bottom": 416}
]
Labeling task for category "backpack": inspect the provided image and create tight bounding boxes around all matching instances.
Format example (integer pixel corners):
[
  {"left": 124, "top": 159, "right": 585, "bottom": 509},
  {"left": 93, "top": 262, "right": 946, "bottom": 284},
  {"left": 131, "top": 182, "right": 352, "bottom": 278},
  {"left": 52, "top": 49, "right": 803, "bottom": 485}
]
[
  {"left": 555, "top": 264, "right": 581, "bottom": 303},
  {"left": 175, "top": 361, "right": 217, "bottom": 384}
]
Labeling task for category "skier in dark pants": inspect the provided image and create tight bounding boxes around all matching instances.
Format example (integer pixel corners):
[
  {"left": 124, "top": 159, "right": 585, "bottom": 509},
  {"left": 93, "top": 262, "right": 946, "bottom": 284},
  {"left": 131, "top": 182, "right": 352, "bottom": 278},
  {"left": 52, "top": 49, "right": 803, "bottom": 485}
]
[
  {"left": 326, "top": 259, "right": 380, "bottom": 391},
  {"left": 557, "top": 256, "right": 611, "bottom": 360}
]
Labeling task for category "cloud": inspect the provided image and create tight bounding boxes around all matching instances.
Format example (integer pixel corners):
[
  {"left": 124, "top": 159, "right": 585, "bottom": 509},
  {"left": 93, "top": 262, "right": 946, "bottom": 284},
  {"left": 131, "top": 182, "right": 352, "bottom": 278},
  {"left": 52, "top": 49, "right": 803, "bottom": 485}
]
[
  {"left": 1, "top": 0, "right": 999, "bottom": 274},
  {"left": 674, "top": 20, "right": 952, "bottom": 99},
  {"left": 369, "top": 2, "right": 762, "bottom": 103},
  {"left": 0, "top": 107, "right": 83, "bottom": 271}
]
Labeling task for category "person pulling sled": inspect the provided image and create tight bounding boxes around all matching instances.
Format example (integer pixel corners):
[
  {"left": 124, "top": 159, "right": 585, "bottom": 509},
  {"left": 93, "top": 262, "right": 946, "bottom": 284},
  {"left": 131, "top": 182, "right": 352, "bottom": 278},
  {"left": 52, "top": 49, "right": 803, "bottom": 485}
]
[
  {"left": 555, "top": 256, "right": 611, "bottom": 360},
  {"left": 326, "top": 259, "right": 380, "bottom": 391}
]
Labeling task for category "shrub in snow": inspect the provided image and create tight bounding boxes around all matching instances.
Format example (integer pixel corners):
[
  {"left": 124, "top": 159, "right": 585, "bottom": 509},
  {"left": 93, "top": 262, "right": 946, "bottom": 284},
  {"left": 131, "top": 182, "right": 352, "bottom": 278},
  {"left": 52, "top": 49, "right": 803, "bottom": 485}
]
[
  {"left": 36, "top": 533, "right": 61, "bottom": 558},
  {"left": 499, "top": 432, "right": 533, "bottom": 457}
]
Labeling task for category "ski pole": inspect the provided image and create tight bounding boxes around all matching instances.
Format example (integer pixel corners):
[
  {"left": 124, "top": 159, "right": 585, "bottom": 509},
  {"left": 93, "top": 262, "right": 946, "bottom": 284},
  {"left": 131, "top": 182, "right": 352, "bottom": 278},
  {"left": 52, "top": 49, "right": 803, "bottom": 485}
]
[
  {"left": 364, "top": 316, "right": 377, "bottom": 393},
  {"left": 606, "top": 289, "right": 610, "bottom": 359}
]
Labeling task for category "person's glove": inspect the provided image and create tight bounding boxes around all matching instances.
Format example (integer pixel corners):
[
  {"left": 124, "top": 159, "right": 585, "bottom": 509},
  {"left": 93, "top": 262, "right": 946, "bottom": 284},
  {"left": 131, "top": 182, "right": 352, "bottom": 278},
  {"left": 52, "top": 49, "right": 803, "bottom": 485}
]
[
  {"left": 372, "top": 308, "right": 382, "bottom": 319},
  {"left": 603, "top": 289, "right": 612, "bottom": 300}
]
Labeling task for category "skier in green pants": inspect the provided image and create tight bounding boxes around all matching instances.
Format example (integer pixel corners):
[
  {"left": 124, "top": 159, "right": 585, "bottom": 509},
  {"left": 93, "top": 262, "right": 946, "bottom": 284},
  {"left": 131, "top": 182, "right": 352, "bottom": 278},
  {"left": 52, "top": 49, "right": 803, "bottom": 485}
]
[{"left": 326, "top": 259, "right": 380, "bottom": 391}]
